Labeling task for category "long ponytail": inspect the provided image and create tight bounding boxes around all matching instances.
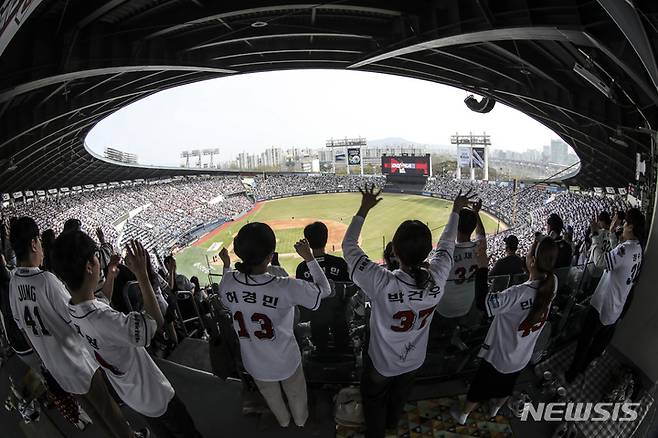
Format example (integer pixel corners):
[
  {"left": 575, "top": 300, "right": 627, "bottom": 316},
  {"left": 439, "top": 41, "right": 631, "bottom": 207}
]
[
  {"left": 409, "top": 263, "right": 431, "bottom": 289},
  {"left": 392, "top": 220, "right": 433, "bottom": 289},
  {"left": 525, "top": 236, "right": 558, "bottom": 325}
]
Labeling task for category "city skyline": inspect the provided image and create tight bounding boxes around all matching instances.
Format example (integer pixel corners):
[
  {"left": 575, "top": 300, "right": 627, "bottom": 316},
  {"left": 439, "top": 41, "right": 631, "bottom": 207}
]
[{"left": 86, "top": 70, "right": 565, "bottom": 167}]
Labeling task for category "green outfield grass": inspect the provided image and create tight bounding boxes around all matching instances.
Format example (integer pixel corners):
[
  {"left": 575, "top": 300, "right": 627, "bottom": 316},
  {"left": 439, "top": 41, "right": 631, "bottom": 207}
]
[{"left": 175, "top": 193, "right": 505, "bottom": 281}]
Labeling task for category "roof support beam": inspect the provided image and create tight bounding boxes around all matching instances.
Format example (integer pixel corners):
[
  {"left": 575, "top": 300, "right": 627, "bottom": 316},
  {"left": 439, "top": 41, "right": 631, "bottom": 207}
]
[
  {"left": 0, "top": 66, "right": 235, "bottom": 104},
  {"left": 186, "top": 33, "right": 372, "bottom": 52},
  {"left": 77, "top": 0, "right": 131, "bottom": 28},
  {"left": 145, "top": 5, "right": 401, "bottom": 39},
  {"left": 348, "top": 27, "right": 593, "bottom": 69},
  {"left": 596, "top": 0, "right": 658, "bottom": 93}
]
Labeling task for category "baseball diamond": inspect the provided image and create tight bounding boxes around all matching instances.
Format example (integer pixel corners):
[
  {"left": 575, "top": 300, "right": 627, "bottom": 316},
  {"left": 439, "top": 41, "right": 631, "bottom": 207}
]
[{"left": 175, "top": 192, "right": 505, "bottom": 279}]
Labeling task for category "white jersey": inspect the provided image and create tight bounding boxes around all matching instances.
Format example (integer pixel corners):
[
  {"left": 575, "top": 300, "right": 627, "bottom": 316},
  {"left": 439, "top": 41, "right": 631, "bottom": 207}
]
[
  {"left": 586, "top": 229, "right": 611, "bottom": 278},
  {"left": 9, "top": 267, "right": 98, "bottom": 394},
  {"left": 218, "top": 260, "right": 331, "bottom": 381},
  {"left": 342, "top": 213, "right": 458, "bottom": 377},
  {"left": 437, "top": 236, "right": 484, "bottom": 318},
  {"left": 67, "top": 299, "right": 174, "bottom": 417},
  {"left": 267, "top": 265, "right": 289, "bottom": 277},
  {"left": 590, "top": 236, "right": 642, "bottom": 326},
  {"left": 479, "top": 276, "right": 557, "bottom": 373}
]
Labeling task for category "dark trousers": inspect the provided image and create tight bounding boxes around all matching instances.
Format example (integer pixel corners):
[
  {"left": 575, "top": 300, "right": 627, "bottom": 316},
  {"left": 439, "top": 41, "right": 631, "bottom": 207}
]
[
  {"left": 145, "top": 393, "right": 203, "bottom": 438},
  {"left": 310, "top": 296, "right": 350, "bottom": 354},
  {"left": 76, "top": 369, "right": 134, "bottom": 438},
  {"left": 566, "top": 306, "right": 617, "bottom": 381},
  {"left": 361, "top": 352, "right": 416, "bottom": 438}
]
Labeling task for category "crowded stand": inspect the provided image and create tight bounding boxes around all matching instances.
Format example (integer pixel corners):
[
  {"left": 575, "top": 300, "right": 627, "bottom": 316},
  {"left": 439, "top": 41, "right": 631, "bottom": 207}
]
[
  {"left": 0, "top": 173, "right": 645, "bottom": 438},
  {"left": 251, "top": 174, "right": 386, "bottom": 200}
]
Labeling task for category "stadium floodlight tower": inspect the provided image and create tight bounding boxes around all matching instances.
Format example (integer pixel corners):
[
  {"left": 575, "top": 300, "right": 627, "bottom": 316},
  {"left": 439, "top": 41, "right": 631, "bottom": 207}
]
[
  {"left": 325, "top": 137, "right": 366, "bottom": 175},
  {"left": 202, "top": 148, "right": 220, "bottom": 169},
  {"left": 180, "top": 151, "right": 191, "bottom": 168},
  {"left": 190, "top": 149, "right": 202, "bottom": 168},
  {"left": 450, "top": 132, "right": 490, "bottom": 181}
]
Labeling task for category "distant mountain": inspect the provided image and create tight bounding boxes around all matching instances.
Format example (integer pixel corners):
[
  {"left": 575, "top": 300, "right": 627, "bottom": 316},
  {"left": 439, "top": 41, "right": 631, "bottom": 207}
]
[{"left": 367, "top": 137, "right": 453, "bottom": 153}]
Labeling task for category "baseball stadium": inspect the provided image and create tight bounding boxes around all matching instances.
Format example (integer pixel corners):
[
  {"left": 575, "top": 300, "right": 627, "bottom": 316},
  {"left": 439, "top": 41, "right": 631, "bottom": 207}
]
[
  {"left": 175, "top": 192, "right": 505, "bottom": 280},
  {"left": 1, "top": 2, "right": 658, "bottom": 438}
]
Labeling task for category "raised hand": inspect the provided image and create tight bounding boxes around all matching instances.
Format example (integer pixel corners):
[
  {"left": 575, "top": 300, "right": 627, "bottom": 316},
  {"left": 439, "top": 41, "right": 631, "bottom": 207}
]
[
  {"left": 590, "top": 215, "right": 600, "bottom": 233},
  {"left": 357, "top": 183, "right": 382, "bottom": 217},
  {"left": 218, "top": 247, "right": 231, "bottom": 267},
  {"left": 452, "top": 189, "right": 476, "bottom": 213},
  {"left": 474, "top": 239, "right": 489, "bottom": 268},
  {"left": 472, "top": 198, "right": 483, "bottom": 213},
  {"left": 610, "top": 211, "right": 622, "bottom": 232},
  {"left": 124, "top": 240, "right": 149, "bottom": 278},
  {"left": 294, "top": 238, "right": 314, "bottom": 262},
  {"left": 106, "top": 254, "right": 121, "bottom": 280},
  {"left": 96, "top": 227, "right": 106, "bottom": 244}
]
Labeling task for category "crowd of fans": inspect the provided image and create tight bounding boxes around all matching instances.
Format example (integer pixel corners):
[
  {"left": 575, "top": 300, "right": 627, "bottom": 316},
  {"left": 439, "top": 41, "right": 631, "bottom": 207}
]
[
  {"left": 423, "top": 177, "right": 630, "bottom": 267},
  {"left": 251, "top": 174, "right": 386, "bottom": 200},
  {"left": 3, "top": 176, "right": 249, "bottom": 258},
  {"left": 0, "top": 172, "right": 644, "bottom": 437},
  {"left": 1, "top": 174, "right": 631, "bottom": 274}
]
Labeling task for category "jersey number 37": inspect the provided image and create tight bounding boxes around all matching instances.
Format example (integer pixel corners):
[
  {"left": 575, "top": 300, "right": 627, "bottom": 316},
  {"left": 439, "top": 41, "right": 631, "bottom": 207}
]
[{"left": 391, "top": 306, "right": 436, "bottom": 332}]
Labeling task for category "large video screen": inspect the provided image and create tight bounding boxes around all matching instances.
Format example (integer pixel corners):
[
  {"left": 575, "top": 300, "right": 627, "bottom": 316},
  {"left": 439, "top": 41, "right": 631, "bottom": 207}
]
[{"left": 381, "top": 155, "right": 430, "bottom": 176}]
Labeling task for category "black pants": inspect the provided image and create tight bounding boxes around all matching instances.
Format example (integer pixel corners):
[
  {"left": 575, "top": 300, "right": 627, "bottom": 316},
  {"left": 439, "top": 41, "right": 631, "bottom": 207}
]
[
  {"left": 361, "top": 352, "right": 416, "bottom": 438},
  {"left": 566, "top": 306, "right": 617, "bottom": 381},
  {"left": 310, "top": 296, "right": 350, "bottom": 354},
  {"left": 145, "top": 393, "right": 203, "bottom": 438}
]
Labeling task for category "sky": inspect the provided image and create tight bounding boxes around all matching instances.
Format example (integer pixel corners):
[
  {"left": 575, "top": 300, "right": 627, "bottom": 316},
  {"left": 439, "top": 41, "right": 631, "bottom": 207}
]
[{"left": 86, "top": 69, "right": 562, "bottom": 166}]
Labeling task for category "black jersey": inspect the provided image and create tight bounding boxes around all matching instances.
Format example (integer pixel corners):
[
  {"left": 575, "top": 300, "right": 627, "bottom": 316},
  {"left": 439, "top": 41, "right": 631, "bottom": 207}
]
[{"left": 295, "top": 254, "right": 350, "bottom": 283}]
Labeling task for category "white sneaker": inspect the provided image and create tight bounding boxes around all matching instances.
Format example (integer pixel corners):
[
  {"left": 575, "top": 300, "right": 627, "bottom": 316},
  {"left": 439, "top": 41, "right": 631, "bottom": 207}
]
[{"left": 450, "top": 405, "right": 468, "bottom": 425}]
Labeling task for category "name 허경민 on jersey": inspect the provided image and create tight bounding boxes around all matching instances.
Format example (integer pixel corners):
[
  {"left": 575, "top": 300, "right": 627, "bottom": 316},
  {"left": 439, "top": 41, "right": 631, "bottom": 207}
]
[{"left": 225, "top": 291, "right": 279, "bottom": 308}]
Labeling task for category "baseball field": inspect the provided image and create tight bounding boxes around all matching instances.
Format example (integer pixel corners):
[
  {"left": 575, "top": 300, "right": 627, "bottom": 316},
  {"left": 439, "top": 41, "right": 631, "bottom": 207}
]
[{"left": 175, "top": 193, "right": 505, "bottom": 281}]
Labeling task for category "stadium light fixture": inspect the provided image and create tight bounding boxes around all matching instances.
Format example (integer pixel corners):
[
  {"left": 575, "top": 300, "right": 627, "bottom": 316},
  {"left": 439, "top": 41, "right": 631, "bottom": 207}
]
[
  {"left": 609, "top": 136, "right": 629, "bottom": 148},
  {"left": 251, "top": 21, "right": 268, "bottom": 28},
  {"left": 573, "top": 63, "right": 613, "bottom": 100},
  {"left": 0, "top": 157, "right": 17, "bottom": 172}
]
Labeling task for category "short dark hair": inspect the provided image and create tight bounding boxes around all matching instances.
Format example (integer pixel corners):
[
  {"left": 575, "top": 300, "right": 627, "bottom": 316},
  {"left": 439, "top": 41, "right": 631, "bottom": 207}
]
[
  {"left": 597, "top": 211, "right": 612, "bottom": 226},
  {"left": 52, "top": 231, "right": 97, "bottom": 291},
  {"left": 304, "top": 222, "right": 328, "bottom": 249},
  {"left": 163, "top": 255, "right": 175, "bottom": 266},
  {"left": 504, "top": 235, "right": 519, "bottom": 251},
  {"left": 63, "top": 218, "right": 82, "bottom": 233},
  {"left": 10, "top": 217, "right": 40, "bottom": 262},
  {"left": 234, "top": 222, "right": 276, "bottom": 275},
  {"left": 457, "top": 209, "right": 477, "bottom": 236},
  {"left": 625, "top": 208, "right": 646, "bottom": 241},
  {"left": 547, "top": 213, "right": 564, "bottom": 233}
]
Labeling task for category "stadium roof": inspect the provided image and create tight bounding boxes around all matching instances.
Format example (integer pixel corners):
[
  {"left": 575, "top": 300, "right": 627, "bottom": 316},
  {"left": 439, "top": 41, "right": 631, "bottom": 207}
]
[{"left": 0, "top": 0, "right": 657, "bottom": 193}]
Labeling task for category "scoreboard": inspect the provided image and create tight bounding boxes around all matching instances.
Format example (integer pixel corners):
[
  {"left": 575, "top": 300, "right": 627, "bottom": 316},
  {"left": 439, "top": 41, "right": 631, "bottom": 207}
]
[{"left": 381, "top": 155, "right": 430, "bottom": 176}]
